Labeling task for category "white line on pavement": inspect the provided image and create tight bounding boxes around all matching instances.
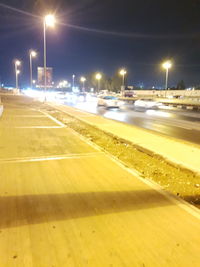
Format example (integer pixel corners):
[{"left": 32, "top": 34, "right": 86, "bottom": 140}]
[
  {"left": 12, "top": 115, "right": 46, "bottom": 118},
  {"left": 39, "top": 110, "right": 66, "bottom": 127},
  {"left": 0, "top": 152, "right": 103, "bottom": 164},
  {"left": 13, "top": 126, "right": 65, "bottom": 129}
]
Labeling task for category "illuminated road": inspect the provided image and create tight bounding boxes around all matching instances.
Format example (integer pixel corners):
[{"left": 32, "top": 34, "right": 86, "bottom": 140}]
[
  {"left": 64, "top": 98, "right": 200, "bottom": 145},
  {"left": 1, "top": 95, "right": 200, "bottom": 266}
]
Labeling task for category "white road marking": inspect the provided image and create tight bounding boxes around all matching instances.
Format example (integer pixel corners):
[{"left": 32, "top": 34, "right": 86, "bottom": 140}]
[
  {"left": 0, "top": 152, "right": 103, "bottom": 164},
  {"left": 13, "top": 126, "right": 65, "bottom": 129},
  {"left": 39, "top": 110, "right": 66, "bottom": 127}
]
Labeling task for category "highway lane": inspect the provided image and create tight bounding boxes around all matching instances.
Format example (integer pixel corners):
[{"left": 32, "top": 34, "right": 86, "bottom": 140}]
[
  {"left": 63, "top": 98, "right": 200, "bottom": 145},
  {"left": 1, "top": 95, "right": 200, "bottom": 267}
]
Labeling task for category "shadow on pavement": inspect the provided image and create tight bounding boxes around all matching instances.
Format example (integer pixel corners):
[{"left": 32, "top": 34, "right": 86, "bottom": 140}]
[{"left": 0, "top": 189, "right": 173, "bottom": 229}]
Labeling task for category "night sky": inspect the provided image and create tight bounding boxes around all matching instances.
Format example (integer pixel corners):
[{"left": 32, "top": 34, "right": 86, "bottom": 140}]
[{"left": 1, "top": 0, "right": 200, "bottom": 88}]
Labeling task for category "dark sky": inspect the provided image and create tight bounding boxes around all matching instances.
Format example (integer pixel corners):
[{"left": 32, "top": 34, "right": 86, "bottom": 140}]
[{"left": 1, "top": 0, "right": 200, "bottom": 88}]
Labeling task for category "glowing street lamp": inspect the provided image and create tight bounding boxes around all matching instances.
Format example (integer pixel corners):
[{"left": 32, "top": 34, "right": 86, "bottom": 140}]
[
  {"left": 95, "top": 73, "right": 102, "bottom": 92},
  {"left": 119, "top": 68, "right": 127, "bottom": 95},
  {"left": 162, "top": 60, "right": 172, "bottom": 92},
  {"left": 15, "top": 60, "right": 21, "bottom": 89},
  {"left": 29, "top": 50, "right": 37, "bottom": 89},
  {"left": 45, "top": 14, "right": 56, "bottom": 28},
  {"left": 43, "top": 14, "right": 56, "bottom": 99},
  {"left": 119, "top": 69, "right": 127, "bottom": 85},
  {"left": 15, "top": 60, "right": 21, "bottom": 67},
  {"left": 80, "top": 77, "right": 86, "bottom": 91}
]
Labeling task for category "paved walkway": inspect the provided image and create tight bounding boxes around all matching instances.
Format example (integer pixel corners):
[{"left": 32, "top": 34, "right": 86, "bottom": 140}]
[
  {"left": 0, "top": 96, "right": 200, "bottom": 267},
  {"left": 51, "top": 102, "right": 200, "bottom": 175}
]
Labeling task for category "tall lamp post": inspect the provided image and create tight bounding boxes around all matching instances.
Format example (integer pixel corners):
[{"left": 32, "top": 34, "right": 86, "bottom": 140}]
[
  {"left": 43, "top": 14, "right": 55, "bottom": 99},
  {"left": 15, "top": 60, "right": 21, "bottom": 89},
  {"left": 162, "top": 60, "right": 172, "bottom": 97},
  {"left": 29, "top": 50, "right": 37, "bottom": 89},
  {"left": 95, "top": 73, "right": 102, "bottom": 93},
  {"left": 119, "top": 68, "right": 127, "bottom": 96},
  {"left": 80, "top": 77, "right": 86, "bottom": 92}
]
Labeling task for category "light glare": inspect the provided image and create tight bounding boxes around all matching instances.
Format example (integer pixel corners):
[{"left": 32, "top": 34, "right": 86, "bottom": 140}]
[
  {"left": 45, "top": 14, "right": 56, "bottom": 27},
  {"left": 119, "top": 69, "right": 127, "bottom": 76},
  {"left": 15, "top": 60, "right": 21, "bottom": 66},
  {"left": 96, "top": 73, "right": 102, "bottom": 80},
  {"left": 162, "top": 61, "right": 172, "bottom": 70},
  {"left": 30, "top": 50, "right": 37, "bottom": 57},
  {"left": 80, "top": 77, "right": 86, "bottom": 82}
]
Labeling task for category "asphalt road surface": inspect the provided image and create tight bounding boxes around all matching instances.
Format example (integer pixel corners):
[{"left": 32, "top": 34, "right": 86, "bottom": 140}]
[
  {"left": 64, "top": 97, "right": 200, "bottom": 145},
  {"left": 0, "top": 95, "right": 200, "bottom": 267}
]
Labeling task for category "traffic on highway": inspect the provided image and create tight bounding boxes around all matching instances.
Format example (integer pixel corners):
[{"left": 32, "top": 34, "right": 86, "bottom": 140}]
[
  {"left": 58, "top": 93, "right": 200, "bottom": 145},
  {"left": 22, "top": 89, "right": 200, "bottom": 144}
]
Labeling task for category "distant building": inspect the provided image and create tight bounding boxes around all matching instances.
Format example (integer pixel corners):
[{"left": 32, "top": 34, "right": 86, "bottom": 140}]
[{"left": 37, "top": 67, "right": 53, "bottom": 87}]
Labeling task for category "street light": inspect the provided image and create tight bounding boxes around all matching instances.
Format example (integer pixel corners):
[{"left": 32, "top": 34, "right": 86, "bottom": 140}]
[
  {"left": 95, "top": 73, "right": 102, "bottom": 93},
  {"left": 43, "top": 14, "right": 56, "bottom": 99},
  {"left": 119, "top": 68, "right": 127, "bottom": 96},
  {"left": 45, "top": 14, "right": 56, "bottom": 27},
  {"left": 80, "top": 77, "right": 86, "bottom": 91},
  {"left": 29, "top": 50, "right": 37, "bottom": 89},
  {"left": 162, "top": 61, "right": 172, "bottom": 94},
  {"left": 16, "top": 70, "right": 21, "bottom": 90},
  {"left": 15, "top": 60, "right": 21, "bottom": 89}
]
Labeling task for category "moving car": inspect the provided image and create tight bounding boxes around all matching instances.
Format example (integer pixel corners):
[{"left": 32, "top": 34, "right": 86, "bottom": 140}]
[
  {"left": 97, "top": 96, "right": 122, "bottom": 108},
  {"left": 124, "top": 89, "right": 136, "bottom": 97},
  {"left": 134, "top": 99, "right": 162, "bottom": 110}
]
